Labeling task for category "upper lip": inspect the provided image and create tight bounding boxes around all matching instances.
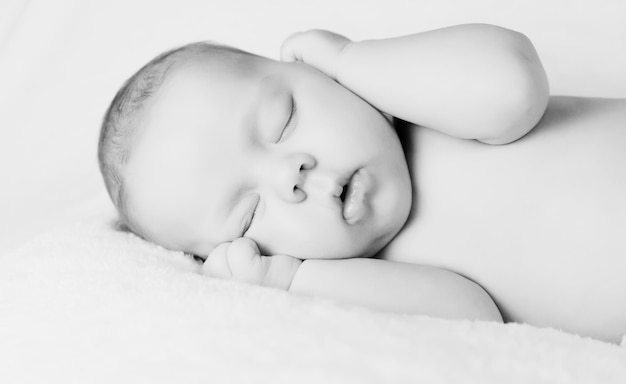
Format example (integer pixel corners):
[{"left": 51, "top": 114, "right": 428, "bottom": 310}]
[
  {"left": 335, "top": 178, "right": 347, "bottom": 200},
  {"left": 308, "top": 169, "right": 358, "bottom": 215},
  {"left": 334, "top": 169, "right": 358, "bottom": 204}
]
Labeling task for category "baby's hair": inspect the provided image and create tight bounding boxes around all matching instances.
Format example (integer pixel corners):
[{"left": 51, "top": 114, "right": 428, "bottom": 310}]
[{"left": 98, "top": 41, "right": 252, "bottom": 235}]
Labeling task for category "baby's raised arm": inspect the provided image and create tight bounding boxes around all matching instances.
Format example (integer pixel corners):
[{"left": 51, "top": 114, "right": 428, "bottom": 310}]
[
  {"left": 281, "top": 24, "right": 549, "bottom": 144},
  {"left": 202, "top": 238, "right": 502, "bottom": 323}
]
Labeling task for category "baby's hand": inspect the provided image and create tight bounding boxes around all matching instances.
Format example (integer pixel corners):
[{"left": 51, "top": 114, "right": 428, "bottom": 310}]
[
  {"left": 280, "top": 29, "right": 352, "bottom": 80},
  {"left": 201, "top": 237, "right": 302, "bottom": 290}
]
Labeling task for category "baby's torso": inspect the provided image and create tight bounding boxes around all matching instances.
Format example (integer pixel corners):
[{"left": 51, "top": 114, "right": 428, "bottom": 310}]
[{"left": 378, "top": 96, "right": 626, "bottom": 342}]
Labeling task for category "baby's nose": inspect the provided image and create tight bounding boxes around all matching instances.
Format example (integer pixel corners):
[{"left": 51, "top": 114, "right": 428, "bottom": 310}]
[{"left": 269, "top": 153, "right": 316, "bottom": 203}]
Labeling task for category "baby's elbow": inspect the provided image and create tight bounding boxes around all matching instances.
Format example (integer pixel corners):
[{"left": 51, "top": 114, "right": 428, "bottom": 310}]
[
  {"left": 471, "top": 284, "right": 504, "bottom": 323},
  {"left": 480, "top": 31, "right": 550, "bottom": 145},
  {"left": 480, "top": 89, "right": 549, "bottom": 145},
  {"left": 452, "top": 272, "right": 503, "bottom": 323}
]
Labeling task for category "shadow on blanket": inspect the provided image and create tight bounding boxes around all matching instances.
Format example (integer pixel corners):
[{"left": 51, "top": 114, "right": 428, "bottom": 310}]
[{"left": 1, "top": 217, "right": 625, "bottom": 384}]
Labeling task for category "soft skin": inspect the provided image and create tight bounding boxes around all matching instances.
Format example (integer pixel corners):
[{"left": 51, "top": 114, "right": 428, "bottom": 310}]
[
  {"left": 122, "top": 24, "right": 549, "bottom": 327},
  {"left": 117, "top": 25, "right": 626, "bottom": 341},
  {"left": 124, "top": 49, "right": 413, "bottom": 260},
  {"left": 198, "top": 24, "right": 549, "bottom": 324}
]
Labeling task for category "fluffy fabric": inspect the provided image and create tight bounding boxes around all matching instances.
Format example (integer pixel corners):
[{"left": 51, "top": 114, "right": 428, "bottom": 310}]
[{"left": 1, "top": 218, "right": 625, "bottom": 383}]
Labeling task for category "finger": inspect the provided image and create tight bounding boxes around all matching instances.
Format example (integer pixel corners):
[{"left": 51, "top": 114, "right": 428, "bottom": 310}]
[
  {"left": 230, "top": 237, "right": 260, "bottom": 254},
  {"left": 227, "top": 238, "right": 266, "bottom": 283},
  {"left": 280, "top": 31, "right": 305, "bottom": 62},
  {"left": 202, "top": 242, "right": 232, "bottom": 279},
  {"left": 228, "top": 237, "right": 261, "bottom": 268}
]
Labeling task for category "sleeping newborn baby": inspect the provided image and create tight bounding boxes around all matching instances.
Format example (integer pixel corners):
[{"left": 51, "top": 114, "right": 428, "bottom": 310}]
[{"left": 99, "top": 24, "right": 626, "bottom": 343}]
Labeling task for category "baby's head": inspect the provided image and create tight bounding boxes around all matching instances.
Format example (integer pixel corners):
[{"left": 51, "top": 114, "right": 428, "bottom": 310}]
[{"left": 99, "top": 41, "right": 412, "bottom": 260}]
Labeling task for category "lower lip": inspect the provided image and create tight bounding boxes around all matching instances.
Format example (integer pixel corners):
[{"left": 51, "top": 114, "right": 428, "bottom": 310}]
[{"left": 342, "top": 169, "right": 370, "bottom": 224}]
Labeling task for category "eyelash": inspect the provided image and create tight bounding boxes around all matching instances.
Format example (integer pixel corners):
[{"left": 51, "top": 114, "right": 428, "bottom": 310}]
[
  {"left": 276, "top": 97, "right": 296, "bottom": 143},
  {"left": 243, "top": 196, "right": 260, "bottom": 235}
]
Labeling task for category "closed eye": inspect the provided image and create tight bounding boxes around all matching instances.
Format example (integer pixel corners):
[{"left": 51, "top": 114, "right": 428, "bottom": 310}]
[
  {"left": 243, "top": 195, "right": 260, "bottom": 235},
  {"left": 276, "top": 97, "right": 296, "bottom": 143}
]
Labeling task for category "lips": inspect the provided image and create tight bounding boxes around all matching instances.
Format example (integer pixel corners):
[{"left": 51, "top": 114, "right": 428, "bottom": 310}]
[{"left": 339, "top": 169, "right": 370, "bottom": 224}]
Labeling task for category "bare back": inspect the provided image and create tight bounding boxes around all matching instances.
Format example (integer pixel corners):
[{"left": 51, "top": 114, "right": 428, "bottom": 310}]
[{"left": 379, "top": 96, "right": 626, "bottom": 342}]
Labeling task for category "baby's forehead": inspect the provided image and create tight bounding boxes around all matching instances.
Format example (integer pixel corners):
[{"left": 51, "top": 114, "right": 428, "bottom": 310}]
[
  {"left": 129, "top": 48, "right": 279, "bottom": 180},
  {"left": 173, "top": 47, "right": 268, "bottom": 84},
  {"left": 146, "top": 50, "right": 289, "bottom": 141},
  {"left": 148, "top": 51, "right": 270, "bottom": 121}
]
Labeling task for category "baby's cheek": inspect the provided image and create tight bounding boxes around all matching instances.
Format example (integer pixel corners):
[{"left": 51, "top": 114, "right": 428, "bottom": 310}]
[{"left": 248, "top": 197, "right": 371, "bottom": 258}]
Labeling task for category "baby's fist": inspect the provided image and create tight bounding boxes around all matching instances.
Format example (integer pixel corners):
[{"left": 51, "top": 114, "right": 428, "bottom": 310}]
[
  {"left": 201, "top": 238, "right": 302, "bottom": 290},
  {"left": 280, "top": 29, "right": 352, "bottom": 80},
  {"left": 202, "top": 238, "right": 267, "bottom": 285}
]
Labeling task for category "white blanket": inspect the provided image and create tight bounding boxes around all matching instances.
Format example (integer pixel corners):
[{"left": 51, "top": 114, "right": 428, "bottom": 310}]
[{"left": 1, "top": 218, "right": 625, "bottom": 383}]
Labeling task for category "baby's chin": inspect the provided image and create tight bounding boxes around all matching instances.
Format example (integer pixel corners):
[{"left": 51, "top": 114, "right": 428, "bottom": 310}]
[
  {"left": 267, "top": 230, "right": 394, "bottom": 261},
  {"left": 290, "top": 241, "right": 387, "bottom": 260},
  {"left": 284, "top": 205, "right": 410, "bottom": 260}
]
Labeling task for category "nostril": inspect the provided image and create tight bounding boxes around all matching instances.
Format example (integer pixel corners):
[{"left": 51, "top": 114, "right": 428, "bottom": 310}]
[
  {"left": 292, "top": 185, "right": 306, "bottom": 202},
  {"left": 300, "top": 162, "right": 314, "bottom": 171},
  {"left": 299, "top": 155, "right": 316, "bottom": 171}
]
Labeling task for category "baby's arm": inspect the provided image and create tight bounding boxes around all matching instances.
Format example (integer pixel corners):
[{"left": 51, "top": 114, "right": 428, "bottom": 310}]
[
  {"left": 202, "top": 238, "right": 502, "bottom": 322},
  {"left": 291, "top": 258, "right": 502, "bottom": 322},
  {"left": 281, "top": 25, "right": 549, "bottom": 144}
]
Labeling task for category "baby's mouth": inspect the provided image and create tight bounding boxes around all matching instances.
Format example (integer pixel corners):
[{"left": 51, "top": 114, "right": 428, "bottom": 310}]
[
  {"left": 338, "top": 169, "right": 370, "bottom": 224},
  {"left": 339, "top": 182, "right": 348, "bottom": 203}
]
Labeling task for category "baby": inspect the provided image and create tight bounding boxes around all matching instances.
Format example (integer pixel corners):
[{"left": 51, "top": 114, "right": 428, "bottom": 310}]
[{"left": 99, "top": 24, "right": 626, "bottom": 343}]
